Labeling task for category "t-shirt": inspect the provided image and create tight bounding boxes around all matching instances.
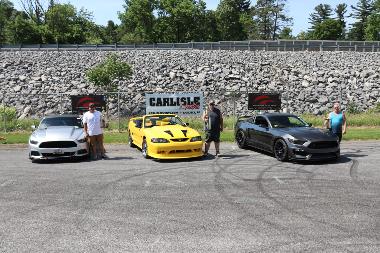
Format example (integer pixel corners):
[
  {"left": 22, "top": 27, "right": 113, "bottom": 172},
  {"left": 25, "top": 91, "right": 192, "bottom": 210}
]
[
  {"left": 329, "top": 111, "right": 344, "bottom": 134},
  {"left": 207, "top": 108, "right": 222, "bottom": 132},
  {"left": 82, "top": 110, "right": 103, "bottom": 136}
]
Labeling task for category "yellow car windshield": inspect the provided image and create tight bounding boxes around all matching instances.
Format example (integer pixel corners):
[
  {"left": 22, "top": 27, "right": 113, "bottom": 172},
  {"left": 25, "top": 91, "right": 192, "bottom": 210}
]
[{"left": 144, "top": 115, "right": 183, "bottom": 128}]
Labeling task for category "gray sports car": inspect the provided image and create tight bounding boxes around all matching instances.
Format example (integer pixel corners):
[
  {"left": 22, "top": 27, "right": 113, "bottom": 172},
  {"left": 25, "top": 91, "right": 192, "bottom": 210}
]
[
  {"left": 28, "top": 115, "right": 89, "bottom": 161},
  {"left": 235, "top": 113, "right": 340, "bottom": 161}
]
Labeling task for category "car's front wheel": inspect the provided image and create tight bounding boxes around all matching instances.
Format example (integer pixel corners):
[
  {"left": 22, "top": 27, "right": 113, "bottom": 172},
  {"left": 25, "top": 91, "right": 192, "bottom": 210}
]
[
  {"left": 142, "top": 139, "right": 150, "bottom": 159},
  {"left": 236, "top": 130, "right": 247, "bottom": 149},
  {"left": 273, "top": 139, "right": 288, "bottom": 162}
]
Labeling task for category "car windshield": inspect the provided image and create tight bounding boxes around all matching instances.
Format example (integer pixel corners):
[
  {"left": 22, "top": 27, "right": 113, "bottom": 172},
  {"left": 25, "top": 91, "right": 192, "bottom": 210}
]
[
  {"left": 268, "top": 115, "right": 309, "bottom": 128},
  {"left": 39, "top": 117, "right": 83, "bottom": 128},
  {"left": 144, "top": 115, "right": 183, "bottom": 128}
]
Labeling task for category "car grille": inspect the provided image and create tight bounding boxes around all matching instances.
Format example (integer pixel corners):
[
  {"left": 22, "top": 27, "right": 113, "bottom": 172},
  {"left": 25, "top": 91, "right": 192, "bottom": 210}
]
[
  {"left": 171, "top": 138, "right": 189, "bottom": 142},
  {"left": 169, "top": 149, "right": 192, "bottom": 153},
  {"left": 310, "top": 152, "right": 338, "bottom": 159},
  {"left": 308, "top": 141, "right": 338, "bottom": 149},
  {"left": 42, "top": 152, "right": 75, "bottom": 157},
  {"left": 39, "top": 141, "right": 77, "bottom": 148}
]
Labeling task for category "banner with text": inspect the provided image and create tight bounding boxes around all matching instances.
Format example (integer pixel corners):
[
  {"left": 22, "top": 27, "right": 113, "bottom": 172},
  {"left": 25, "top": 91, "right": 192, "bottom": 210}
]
[
  {"left": 71, "top": 95, "right": 106, "bottom": 114},
  {"left": 248, "top": 92, "right": 281, "bottom": 110},
  {"left": 145, "top": 92, "right": 203, "bottom": 116}
]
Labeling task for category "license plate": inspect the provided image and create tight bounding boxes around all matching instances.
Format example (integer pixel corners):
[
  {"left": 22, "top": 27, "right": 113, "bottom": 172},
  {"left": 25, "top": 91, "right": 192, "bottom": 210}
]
[{"left": 53, "top": 149, "right": 64, "bottom": 154}]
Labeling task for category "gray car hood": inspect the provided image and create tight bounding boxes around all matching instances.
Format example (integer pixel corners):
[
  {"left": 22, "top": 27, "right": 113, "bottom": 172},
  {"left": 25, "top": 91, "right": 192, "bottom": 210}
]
[
  {"left": 278, "top": 127, "right": 337, "bottom": 141},
  {"left": 33, "top": 126, "right": 84, "bottom": 141}
]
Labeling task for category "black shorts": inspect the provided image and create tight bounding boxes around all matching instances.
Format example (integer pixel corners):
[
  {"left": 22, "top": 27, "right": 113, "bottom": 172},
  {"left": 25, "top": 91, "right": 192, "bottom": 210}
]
[
  {"left": 205, "top": 131, "right": 220, "bottom": 143},
  {"left": 334, "top": 132, "right": 342, "bottom": 143}
]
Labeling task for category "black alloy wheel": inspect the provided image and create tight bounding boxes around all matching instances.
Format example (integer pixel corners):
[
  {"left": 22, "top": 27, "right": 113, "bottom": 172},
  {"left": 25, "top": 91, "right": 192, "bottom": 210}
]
[
  {"left": 142, "top": 139, "right": 149, "bottom": 159},
  {"left": 274, "top": 139, "right": 288, "bottom": 162},
  {"left": 236, "top": 130, "right": 247, "bottom": 149}
]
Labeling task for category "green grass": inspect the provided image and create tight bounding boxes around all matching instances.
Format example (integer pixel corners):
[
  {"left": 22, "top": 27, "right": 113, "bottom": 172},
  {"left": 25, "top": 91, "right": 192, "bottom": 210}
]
[
  {"left": 1, "top": 113, "right": 380, "bottom": 132},
  {"left": 301, "top": 113, "right": 380, "bottom": 127},
  {"left": 2, "top": 127, "right": 379, "bottom": 144}
]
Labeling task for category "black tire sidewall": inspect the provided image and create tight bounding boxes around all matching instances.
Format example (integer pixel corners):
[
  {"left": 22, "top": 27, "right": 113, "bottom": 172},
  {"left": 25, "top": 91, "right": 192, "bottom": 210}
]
[
  {"left": 274, "top": 139, "right": 288, "bottom": 161},
  {"left": 236, "top": 130, "right": 246, "bottom": 148}
]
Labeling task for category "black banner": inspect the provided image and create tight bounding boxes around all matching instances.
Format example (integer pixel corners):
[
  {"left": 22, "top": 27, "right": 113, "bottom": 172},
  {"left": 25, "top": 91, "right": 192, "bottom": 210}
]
[
  {"left": 248, "top": 93, "right": 281, "bottom": 110},
  {"left": 71, "top": 95, "right": 106, "bottom": 114}
]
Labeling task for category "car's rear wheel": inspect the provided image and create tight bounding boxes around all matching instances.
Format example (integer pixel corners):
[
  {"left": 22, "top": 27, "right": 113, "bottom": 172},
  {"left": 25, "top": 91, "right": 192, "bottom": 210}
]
[
  {"left": 273, "top": 139, "right": 288, "bottom": 162},
  {"left": 236, "top": 130, "right": 247, "bottom": 149},
  {"left": 142, "top": 139, "right": 150, "bottom": 159},
  {"left": 128, "top": 132, "right": 136, "bottom": 148}
]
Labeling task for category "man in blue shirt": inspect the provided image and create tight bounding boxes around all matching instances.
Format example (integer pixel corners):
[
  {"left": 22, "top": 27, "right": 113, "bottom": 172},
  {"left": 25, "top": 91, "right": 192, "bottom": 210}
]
[{"left": 324, "top": 102, "right": 347, "bottom": 142}]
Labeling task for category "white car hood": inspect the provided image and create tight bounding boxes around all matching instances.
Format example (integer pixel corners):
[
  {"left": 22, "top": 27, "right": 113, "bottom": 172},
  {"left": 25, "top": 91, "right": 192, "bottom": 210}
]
[{"left": 33, "top": 126, "right": 84, "bottom": 141}]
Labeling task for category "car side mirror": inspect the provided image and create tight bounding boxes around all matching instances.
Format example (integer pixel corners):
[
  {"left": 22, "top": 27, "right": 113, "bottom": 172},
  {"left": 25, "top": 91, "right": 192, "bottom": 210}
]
[
  {"left": 183, "top": 122, "right": 189, "bottom": 126},
  {"left": 308, "top": 123, "right": 313, "bottom": 127},
  {"left": 31, "top": 125, "right": 36, "bottom": 130}
]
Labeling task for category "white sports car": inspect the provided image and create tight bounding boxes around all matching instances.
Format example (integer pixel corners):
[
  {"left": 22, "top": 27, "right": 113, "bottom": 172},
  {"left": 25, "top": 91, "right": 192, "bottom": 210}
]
[{"left": 28, "top": 115, "right": 89, "bottom": 161}]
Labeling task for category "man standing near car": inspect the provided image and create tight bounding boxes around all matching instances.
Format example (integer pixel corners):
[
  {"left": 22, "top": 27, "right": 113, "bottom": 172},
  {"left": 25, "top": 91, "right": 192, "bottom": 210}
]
[
  {"left": 324, "top": 102, "right": 347, "bottom": 142},
  {"left": 83, "top": 103, "right": 106, "bottom": 160},
  {"left": 202, "top": 100, "right": 223, "bottom": 156}
]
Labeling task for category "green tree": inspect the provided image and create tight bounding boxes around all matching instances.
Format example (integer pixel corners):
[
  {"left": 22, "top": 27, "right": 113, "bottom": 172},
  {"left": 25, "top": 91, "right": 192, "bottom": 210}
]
[
  {"left": 312, "top": 18, "right": 343, "bottom": 40},
  {"left": 203, "top": 10, "right": 220, "bottom": 41},
  {"left": 4, "top": 13, "right": 41, "bottom": 43},
  {"left": 296, "top": 31, "right": 310, "bottom": 40},
  {"left": 44, "top": 3, "right": 96, "bottom": 43},
  {"left": 118, "top": 0, "right": 155, "bottom": 43},
  {"left": 252, "top": 0, "right": 293, "bottom": 40},
  {"left": 104, "top": 20, "right": 119, "bottom": 44},
  {"left": 19, "top": 0, "right": 46, "bottom": 25},
  {"left": 154, "top": 0, "right": 208, "bottom": 43},
  {"left": 0, "top": 0, "right": 15, "bottom": 43},
  {"left": 278, "top": 27, "right": 293, "bottom": 39},
  {"left": 308, "top": 4, "right": 333, "bottom": 31},
  {"left": 348, "top": 0, "right": 374, "bottom": 41},
  {"left": 215, "top": 0, "right": 250, "bottom": 41},
  {"left": 86, "top": 54, "right": 133, "bottom": 92},
  {"left": 365, "top": 0, "right": 380, "bottom": 40},
  {"left": 335, "top": 3, "right": 347, "bottom": 39}
]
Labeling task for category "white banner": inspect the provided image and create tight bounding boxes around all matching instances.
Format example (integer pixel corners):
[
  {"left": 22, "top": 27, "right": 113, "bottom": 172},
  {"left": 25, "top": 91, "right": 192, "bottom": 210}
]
[{"left": 145, "top": 92, "right": 204, "bottom": 116}]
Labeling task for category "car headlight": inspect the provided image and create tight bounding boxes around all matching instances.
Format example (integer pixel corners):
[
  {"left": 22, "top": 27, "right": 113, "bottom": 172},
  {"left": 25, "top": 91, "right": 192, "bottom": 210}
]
[
  {"left": 29, "top": 139, "right": 38, "bottom": 145},
  {"left": 288, "top": 138, "right": 306, "bottom": 145},
  {"left": 151, "top": 138, "right": 169, "bottom": 143},
  {"left": 190, "top": 136, "right": 202, "bottom": 142},
  {"left": 77, "top": 138, "right": 87, "bottom": 143}
]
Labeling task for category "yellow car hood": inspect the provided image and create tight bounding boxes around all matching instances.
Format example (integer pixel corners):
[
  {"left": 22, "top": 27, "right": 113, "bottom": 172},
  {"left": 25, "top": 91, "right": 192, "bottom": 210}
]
[{"left": 144, "top": 125, "right": 200, "bottom": 139}]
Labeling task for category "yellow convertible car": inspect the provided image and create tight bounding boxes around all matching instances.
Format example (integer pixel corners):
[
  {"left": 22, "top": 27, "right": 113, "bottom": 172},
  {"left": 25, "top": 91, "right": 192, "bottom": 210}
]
[{"left": 128, "top": 114, "right": 203, "bottom": 159}]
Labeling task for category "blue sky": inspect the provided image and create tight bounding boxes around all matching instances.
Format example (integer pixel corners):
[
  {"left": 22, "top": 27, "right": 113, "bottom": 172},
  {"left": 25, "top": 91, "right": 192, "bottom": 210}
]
[{"left": 13, "top": 0, "right": 358, "bottom": 36}]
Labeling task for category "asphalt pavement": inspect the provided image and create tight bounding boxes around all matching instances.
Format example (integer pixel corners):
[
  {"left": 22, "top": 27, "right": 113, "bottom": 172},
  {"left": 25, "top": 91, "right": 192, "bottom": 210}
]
[{"left": 0, "top": 142, "right": 379, "bottom": 252}]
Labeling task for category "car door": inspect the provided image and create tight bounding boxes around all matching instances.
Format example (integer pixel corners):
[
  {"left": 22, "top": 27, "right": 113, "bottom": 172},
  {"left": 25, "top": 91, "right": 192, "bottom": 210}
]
[
  {"left": 132, "top": 119, "right": 143, "bottom": 148},
  {"left": 252, "top": 116, "right": 273, "bottom": 151}
]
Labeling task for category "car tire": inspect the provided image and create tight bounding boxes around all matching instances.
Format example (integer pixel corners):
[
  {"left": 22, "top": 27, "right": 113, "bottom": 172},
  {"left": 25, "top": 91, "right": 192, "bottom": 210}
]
[
  {"left": 128, "top": 132, "right": 136, "bottom": 148},
  {"left": 236, "top": 130, "right": 247, "bottom": 149},
  {"left": 273, "top": 139, "right": 288, "bottom": 162},
  {"left": 142, "top": 139, "right": 150, "bottom": 159}
]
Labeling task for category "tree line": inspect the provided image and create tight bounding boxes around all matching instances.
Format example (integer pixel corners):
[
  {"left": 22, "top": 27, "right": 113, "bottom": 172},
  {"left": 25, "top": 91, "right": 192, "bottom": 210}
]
[{"left": 0, "top": 0, "right": 379, "bottom": 45}]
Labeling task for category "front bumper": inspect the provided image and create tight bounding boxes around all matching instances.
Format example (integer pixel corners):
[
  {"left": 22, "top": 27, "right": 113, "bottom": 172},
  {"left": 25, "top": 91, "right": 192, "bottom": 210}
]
[
  {"left": 147, "top": 141, "right": 203, "bottom": 159},
  {"left": 288, "top": 144, "right": 340, "bottom": 161},
  {"left": 29, "top": 142, "right": 88, "bottom": 160}
]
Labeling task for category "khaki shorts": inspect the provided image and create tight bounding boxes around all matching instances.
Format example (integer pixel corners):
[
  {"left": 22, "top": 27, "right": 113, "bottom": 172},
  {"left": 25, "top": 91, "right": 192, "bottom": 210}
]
[{"left": 88, "top": 134, "right": 103, "bottom": 145}]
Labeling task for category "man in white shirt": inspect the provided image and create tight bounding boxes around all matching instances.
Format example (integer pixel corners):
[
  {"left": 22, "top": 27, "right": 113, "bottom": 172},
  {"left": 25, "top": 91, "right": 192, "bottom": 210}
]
[{"left": 83, "top": 103, "right": 106, "bottom": 160}]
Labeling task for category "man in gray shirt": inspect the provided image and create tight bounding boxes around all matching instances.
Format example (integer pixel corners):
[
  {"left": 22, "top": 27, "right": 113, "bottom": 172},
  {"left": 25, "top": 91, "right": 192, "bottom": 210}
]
[{"left": 202, "top": 101, "right": 223, "bottom": 156}]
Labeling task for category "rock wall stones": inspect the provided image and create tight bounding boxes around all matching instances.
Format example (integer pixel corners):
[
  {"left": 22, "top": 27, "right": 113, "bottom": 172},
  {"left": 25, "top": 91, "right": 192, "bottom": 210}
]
[{"left": 0, "top": 50, "right": 379, "bottom": 118}]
